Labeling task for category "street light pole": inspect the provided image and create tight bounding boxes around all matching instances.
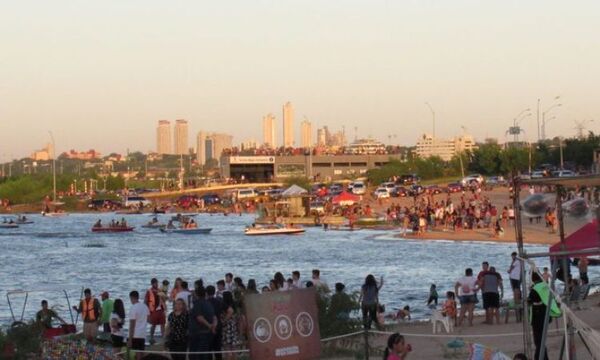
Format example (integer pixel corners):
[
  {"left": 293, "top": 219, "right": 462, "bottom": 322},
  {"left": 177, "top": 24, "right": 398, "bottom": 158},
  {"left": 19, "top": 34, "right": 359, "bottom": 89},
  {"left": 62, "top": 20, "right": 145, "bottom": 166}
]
[{"left": 536, "top": 99, "right": 541, "bottom": 142}]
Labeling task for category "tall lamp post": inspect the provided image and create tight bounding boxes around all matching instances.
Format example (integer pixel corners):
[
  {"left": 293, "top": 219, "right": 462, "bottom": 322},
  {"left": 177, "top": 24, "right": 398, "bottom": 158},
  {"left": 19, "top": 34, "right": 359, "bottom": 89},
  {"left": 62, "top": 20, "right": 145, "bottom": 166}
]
[
  {"left": 539, "top": 97, "right": 562, "bottom": 141},
  {"left": 512, "top": 108, "right": 531, "bottom": 142}
]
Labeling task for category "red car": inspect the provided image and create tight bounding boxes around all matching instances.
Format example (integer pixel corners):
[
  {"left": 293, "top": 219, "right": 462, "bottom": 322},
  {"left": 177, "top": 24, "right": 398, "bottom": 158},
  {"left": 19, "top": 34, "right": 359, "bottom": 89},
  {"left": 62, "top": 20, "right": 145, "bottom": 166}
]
[{"left": 446, "top": 182, "right": 464, "bottom": 193}]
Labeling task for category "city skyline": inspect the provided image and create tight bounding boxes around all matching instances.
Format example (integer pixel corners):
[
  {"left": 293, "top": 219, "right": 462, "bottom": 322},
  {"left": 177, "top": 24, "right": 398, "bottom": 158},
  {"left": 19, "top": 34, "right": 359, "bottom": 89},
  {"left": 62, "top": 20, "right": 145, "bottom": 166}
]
[{"left": 1, "top": 1, "right": 600, "bottom": 160}]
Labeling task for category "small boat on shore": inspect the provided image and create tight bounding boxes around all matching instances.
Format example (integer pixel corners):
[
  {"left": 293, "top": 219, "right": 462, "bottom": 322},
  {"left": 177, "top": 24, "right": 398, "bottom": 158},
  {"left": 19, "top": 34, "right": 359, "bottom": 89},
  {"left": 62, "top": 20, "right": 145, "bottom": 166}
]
[
  {"left": 245, "top": 225, "right": 305, "bottom": 236},
  {"left": 42, "top": 212, "right": 69, "bottom": 217},
  {"left": 159, "top": 228, "right": 212, "bottom": 234},
  {"left": 91, "top": 226, "right": 134, "bottom": 233}
]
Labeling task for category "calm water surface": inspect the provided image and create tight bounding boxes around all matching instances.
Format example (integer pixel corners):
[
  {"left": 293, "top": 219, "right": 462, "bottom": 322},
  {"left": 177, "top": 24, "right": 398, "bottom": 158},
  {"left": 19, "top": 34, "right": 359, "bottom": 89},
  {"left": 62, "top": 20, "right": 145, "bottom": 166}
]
[{"left": 1, "top": 213, "right": 576, "bottom": 325}]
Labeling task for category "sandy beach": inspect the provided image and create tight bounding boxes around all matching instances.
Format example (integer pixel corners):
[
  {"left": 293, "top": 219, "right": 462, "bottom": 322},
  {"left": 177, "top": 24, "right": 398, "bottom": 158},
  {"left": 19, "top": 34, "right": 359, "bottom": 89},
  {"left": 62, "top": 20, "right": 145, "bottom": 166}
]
[{"left": 360, "top": 187, "right": 592, "bottom": 246}]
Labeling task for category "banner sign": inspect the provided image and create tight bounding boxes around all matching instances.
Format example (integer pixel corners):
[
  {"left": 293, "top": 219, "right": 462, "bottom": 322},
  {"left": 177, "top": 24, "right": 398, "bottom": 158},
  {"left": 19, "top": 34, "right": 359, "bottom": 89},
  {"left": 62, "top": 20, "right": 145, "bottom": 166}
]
[
  {"left": 229, "top": 156, "right": 275, "bottom": 164},
  {"left": 244, "top": 288, "right": 321, "bottom": 360}
]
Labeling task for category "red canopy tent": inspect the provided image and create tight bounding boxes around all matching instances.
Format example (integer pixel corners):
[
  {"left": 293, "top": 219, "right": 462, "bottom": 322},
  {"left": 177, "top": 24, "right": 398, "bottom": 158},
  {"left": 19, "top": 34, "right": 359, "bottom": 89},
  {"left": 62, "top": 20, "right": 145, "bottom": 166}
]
[
  {"left": 332, "top": 191, "right": 360, "bottom": 206},
  {"left": 549, "top": 219, "right": 600, "bottom": 256}
]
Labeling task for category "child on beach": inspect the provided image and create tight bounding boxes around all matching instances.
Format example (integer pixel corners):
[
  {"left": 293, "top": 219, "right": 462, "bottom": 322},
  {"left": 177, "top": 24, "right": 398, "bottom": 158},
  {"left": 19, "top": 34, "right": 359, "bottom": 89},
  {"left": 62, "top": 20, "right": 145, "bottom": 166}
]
[
  {"left": 442, "top": 291, "right": 457, "bottom": 326},
  {"left": 376, "top": 304, "right": 386, "bottom": 327},
  {"left": 426, "top": 284, "right": 438, "bottom": 307},
  {"left": 394, "top": 305, "right": 411, "bottom": 321}
]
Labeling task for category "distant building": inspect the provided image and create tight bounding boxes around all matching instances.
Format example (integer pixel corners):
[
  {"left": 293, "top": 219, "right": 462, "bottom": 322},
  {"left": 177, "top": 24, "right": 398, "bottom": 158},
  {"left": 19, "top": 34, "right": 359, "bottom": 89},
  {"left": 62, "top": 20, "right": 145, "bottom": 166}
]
[
  {"left": 345, "top": 138, "right": 386, "bottom": 155},
  {"left": 415, "top": 134, "right": 477, "bottom": 161},
  {"left": 316, "top": 128, "right": 326, "bottom": 146},
  {"left": 174, "top": 119, "right": 188, "bottom": 155},
  {"left": 61, "top": 149, "right": 102, "bottom": 160},
  {"left": 156, "top": 120, "right": 172, "bottom": 154},
  {"left": 300, "top": 120, "right": 312, "bottom": 148},
  {"left": 30, "top": 143, "right": 54, "bottom": 161},
  {"left": 283, "top": 102, "right": 294, "bottom": 147},
  {"left": 241, "top": 139, "right": 258, "bottom": 150},
  {"left": 262, "top": 113, "right": 276, "bottom": 148},
  {"left": 197, "top": 131, "right": 233, "bottom": 166}
]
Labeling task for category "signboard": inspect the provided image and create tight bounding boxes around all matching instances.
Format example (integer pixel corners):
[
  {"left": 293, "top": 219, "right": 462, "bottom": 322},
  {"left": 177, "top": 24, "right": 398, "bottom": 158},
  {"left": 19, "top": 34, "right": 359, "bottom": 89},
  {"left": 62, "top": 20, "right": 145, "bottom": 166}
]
[
  {"left": 229, "top": 156, "right": 275, "bottom": 164},
  {"left": 245, "top": 288, "right": 321, "bottom": 360}
]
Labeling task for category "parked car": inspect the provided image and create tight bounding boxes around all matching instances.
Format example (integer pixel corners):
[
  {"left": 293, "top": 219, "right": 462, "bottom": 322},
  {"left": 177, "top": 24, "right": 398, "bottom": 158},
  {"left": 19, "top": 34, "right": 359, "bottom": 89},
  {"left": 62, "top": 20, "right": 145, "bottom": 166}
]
[
  {"left": 399, "top": 174, "right": 420, "bottom": 185},
  {"left": 446, "top": 182, "right": 463, "bottom": 193},
  {"left": 407, "top": 184, "right": 425, "bottom": 197},
  {"left": 176, "top": 195, "right": 199, "bottom": 208},
  {"left": 461, "top": 174, "right": 484, "bottom": 186},
  {"left": 425, "top": 185, "right": 442, "bottom": 195},
  {"left": 380, "top": 182, "right": 397, "bottom": 191},
  {"left": 201, "top": 193, "right": 222, "bottom": 205},
  {"left": 235, "top": 188, "right": 258, "bottom": 200},
  {"left": 124, "top": 196, "right": 152, "bottom": 208},
  {"left": 329, "top": 183, "right": 344, "bottom": 196},
  {"left": 351, "top": 182, "right": 366, "bottom": 195},
  {"left": 312, "top": 183, "right": 328, "bottom": 197},
  {"left": 391, "top": 186, "right": 408, "bottom": 197},
  {"left": 373, "top": 187, "right": 390, "bottom": 199},
  {"left": 531, "top": 171, "right": 545, "bottom": 179},
  {"left": 88, "top": 199, "right": 122, "bottom": 210},
  {"left": 486, "top": 176, "right": 508, "bottom": 187},
  {"left": 552, "top": 170, "right": 576, "bottom": 178}
]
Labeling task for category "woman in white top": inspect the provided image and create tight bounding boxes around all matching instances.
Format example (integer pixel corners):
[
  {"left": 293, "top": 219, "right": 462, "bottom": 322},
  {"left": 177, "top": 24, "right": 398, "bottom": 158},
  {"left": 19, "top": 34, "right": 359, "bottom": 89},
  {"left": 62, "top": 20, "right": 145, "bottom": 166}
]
[
  {"left": 110, "top": 298, "right": 126, "bottom": 347},
  {"left": 455, "top": 268, "right": 479, "bottom": 327}
]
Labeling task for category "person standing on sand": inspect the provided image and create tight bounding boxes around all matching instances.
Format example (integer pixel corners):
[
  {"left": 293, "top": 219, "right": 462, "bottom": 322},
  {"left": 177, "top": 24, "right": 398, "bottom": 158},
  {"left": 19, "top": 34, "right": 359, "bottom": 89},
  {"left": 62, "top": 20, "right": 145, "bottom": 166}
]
[
  {"left": 100, "top": 291, "right": 114, "bottom": 334},
  {"left": 73, "top": 288, "right": 102, "bottom": 342},
  {"left": 528, "top": 272, "right": 561, "bottom": 360},
  {"left": 128, "top": 291, "right": 149, "bottom": 360},
  {"left": 145, "top": 278, "right": 166, "bottom": 344},
  {"left": 480, "top": 266, "right": 503, "bottom": 324},
  {"left": 359, "top": 274, "right": 383, "bottom": 329},
  {"left": 455, "top": 268, "right": 478, "bottom": 327}
]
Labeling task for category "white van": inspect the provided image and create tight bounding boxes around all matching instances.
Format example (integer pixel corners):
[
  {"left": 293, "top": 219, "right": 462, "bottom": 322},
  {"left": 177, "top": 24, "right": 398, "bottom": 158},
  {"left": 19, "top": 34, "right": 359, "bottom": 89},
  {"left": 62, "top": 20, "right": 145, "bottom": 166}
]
[
  {"left": 236, "top": 188, "right": 258, "bottom": 200},
  {"left": 351, "top": 182, "right": 366, "bottom": 195}
]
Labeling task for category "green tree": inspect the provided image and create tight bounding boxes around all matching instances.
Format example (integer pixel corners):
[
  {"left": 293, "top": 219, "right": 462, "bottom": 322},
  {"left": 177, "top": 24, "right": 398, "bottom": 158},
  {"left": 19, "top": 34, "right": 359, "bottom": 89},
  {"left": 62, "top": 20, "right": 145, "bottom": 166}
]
[
  {"left": 283, "top": 176, "right": 311, "bottom": 190},
  {"left": 500, "top": 146, "right": 529, "bottom": 175},
  {"left": 469, "top": 143, "right": 502, "bottom": 175}
]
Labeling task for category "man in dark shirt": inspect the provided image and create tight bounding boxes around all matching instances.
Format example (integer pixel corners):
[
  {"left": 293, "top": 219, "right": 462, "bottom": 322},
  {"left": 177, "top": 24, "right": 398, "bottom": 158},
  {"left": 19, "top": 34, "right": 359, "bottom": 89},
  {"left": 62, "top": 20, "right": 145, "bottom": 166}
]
[
  {"left": 528, "top": 272, "right": 555, "bottom": 360},
  {"left": 206, "top": 285, "right": 224, "bottom": 360},
  {"left": 188, "top": 286, "right": 217, "bottom": 360},
  {"left": 36, "top": 300, "right": 66, "bottom": 329}
]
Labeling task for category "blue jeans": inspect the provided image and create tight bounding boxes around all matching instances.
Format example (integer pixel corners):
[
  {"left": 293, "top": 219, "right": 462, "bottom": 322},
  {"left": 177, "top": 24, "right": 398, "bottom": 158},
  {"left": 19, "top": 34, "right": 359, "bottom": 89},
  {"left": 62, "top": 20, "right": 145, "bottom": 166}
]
[{"left": 188, "top": 333, "right": 213, "bottom": 360}]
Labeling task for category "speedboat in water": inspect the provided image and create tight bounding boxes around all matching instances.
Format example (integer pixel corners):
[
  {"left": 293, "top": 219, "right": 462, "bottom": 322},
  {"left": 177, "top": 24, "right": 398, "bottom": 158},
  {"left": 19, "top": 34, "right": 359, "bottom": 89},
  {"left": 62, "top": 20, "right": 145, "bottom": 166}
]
[
  {"left": 91, "top": 226, "right": 134, "bottom": 233},
  {"left": 244, "top": 225, "right": 305, "bottom": 236},
  {"left": 42, "top": 212, "right": 69, "bottom": 217},
  {"left": 159, "top": 228, "right": 212, "bottom": 234},
  {"left": 0, "top": 223, "right": 19, "bottom": 229}
]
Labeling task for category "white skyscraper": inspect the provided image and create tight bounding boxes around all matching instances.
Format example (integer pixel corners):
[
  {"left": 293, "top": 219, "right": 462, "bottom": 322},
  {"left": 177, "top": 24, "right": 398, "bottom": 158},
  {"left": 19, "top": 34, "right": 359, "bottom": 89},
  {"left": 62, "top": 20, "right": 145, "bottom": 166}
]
[
  {"left": 174, "top": 119, "right": 189, "bottom": 155},
  {"left": 156, "top": 120, "right": 172, "bottom": 154},
  {"left": 283, "top": 102, "right": 294, "bottom": 147},
  {"left": 262, "top": 113, "right": 276, "bottom": 148},
  {"left": 300, "top": 119, "right": 312, "bottom": 148}
]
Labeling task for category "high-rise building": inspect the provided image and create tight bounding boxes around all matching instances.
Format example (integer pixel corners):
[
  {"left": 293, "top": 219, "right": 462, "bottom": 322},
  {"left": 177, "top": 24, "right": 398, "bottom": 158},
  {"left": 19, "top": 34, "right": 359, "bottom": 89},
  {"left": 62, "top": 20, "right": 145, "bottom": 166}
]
[
  {"left": 262, "top": 113, "right": 276, "bottom": 148},
  {"left": 316, "top": 128, "right": 326, "bottom": 146},
  {"left": 156, "top": 120, "right": 172, "bottom": 154},
  {"left": 174, "top": 119, "right": 189, "bottom": 155},
  {"left": 196, "top": 131, "right": 233, "bottom": 166},
  {"left": 283, "top": 102, "right": 294, "bottom": 147},
  {"left": 415, "top": 133, "right": 478, "bottom": 161},
  {"left": 300, "top": 120, "right": 312, "bottom": 148},
  {"left": 196, "top": 131, "right": 207, "bottom": 165}
]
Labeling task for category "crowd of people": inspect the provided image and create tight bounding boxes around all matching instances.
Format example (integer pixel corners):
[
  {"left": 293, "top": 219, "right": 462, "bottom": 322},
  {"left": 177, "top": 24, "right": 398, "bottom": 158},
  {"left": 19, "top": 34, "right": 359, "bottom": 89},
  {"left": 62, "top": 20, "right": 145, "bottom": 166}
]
[{"left": 32, "top": 250, "right": 591, "bottom": 360}]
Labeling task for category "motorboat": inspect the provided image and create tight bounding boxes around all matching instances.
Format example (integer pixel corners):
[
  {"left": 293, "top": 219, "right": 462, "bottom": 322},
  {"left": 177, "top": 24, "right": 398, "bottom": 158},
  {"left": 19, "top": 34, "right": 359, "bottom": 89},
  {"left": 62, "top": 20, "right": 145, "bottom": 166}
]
[
  {"left": 42, "top": 211, "right": 69, "bottom": 217},
  {"left": 159, "top": 228, "right": 212, "bottom": 234},
  {"left": 91, "top": 226, "right": 134, "bottom": 233},
  {"left": 141, "top": 223, "right": 166, "bottom": 229},
  {"left": 244, "top": 225, "right": 305, "bottom": 236}
]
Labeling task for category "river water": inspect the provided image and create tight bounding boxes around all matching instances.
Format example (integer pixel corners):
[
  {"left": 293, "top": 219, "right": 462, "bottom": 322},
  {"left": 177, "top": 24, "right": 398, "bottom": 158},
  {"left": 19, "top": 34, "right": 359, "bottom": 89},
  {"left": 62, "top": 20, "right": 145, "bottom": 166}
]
[{"left": 0, "top": 213, "right": 575, "bottom": 325}]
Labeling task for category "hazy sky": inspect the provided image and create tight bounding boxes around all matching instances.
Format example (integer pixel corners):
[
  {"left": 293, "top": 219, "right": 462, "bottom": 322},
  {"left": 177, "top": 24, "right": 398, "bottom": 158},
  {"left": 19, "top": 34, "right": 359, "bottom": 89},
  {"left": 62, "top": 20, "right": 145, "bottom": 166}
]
[{"left": 1, "top": 0, "right": 599, "bottom": 160}]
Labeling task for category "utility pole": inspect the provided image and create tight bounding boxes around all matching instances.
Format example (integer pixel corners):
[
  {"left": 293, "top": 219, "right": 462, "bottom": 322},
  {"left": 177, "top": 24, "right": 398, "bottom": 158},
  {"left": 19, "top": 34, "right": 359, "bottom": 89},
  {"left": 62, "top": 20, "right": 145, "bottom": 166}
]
[
  {"left": 536, "top": 99, "right": 540, "bottom": 142},
  {"left": 425, "top": 102, "right": 436, "bottom": 140}
]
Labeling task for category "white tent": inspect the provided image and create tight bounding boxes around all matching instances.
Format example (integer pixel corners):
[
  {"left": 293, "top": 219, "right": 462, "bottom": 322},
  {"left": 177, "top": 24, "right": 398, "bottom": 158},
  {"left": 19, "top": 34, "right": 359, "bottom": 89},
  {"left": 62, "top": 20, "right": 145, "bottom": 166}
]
[{"left": 281, "top": 184, "right": 308, "bottom": 197}]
